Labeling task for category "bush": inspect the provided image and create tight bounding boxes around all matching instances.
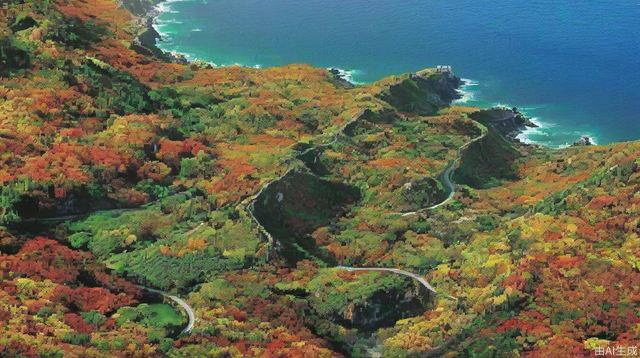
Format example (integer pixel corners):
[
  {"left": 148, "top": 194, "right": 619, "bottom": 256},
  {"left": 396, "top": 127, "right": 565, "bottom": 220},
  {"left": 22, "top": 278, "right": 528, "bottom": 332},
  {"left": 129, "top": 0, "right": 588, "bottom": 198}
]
[
  {"left": 81, "top": 311, "right": 106, "bottom": 328},
  {"left": 0, "top": 182, "right": 26, "bottom": 224},
  {"left": 68, "top": 232, "right": 91, "bottom": 249},
  {"left": 0, "top": 37, "right": 31, "bottom": 76},
  {"left": 178, "top": 152, "right": 215, "bottom": 179},
  {"left": 47, "top": 14, "right": 109, "bottom": 49},
  {"left": 477, "top": 214, "right": 499, "bottom": 231},
  {"left": 68, "top": 59, "right": 153, "bottom": 117},
  {"left": 62, "top": 332, "right": 91, "bottom": 345}
]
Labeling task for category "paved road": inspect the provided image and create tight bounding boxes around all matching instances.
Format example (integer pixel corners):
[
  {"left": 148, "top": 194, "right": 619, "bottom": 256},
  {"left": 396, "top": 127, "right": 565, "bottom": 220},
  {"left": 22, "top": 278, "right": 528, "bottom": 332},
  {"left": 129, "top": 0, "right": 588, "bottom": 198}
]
[
  {"left": 428, "top": 159, "right": 457, "bottom": 210},
  {"left": 165, "top": 293, "right": 196, "bottom": 334},
  {"left": 401, "top": 159, "right": 457, "bottom": 217},
  {"left": 16, "top": 202, "right": 198, "bottom": 335},
  {"left": 336, "top": 266, "right": 457, "bottom": 300},
  {"left": 245, "top": 110, "right": 367, "bottom": 254},
  {"left": 247, "top": 112, "right": 480, "bottom": 303},
  {"left": 18, "top": 208, "right": 140, "bottom": 224},
  {"left": 142, "top": 287, "right": 196, "bottom": 334},
  {"left": 400, "top": 129, "right": 487, "bottom": 216}
]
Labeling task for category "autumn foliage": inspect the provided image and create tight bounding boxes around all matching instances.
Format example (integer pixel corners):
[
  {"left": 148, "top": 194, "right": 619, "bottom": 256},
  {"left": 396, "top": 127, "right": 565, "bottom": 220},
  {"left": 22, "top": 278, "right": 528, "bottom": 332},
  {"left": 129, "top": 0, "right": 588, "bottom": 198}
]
[{"left": 0, "top": 0, "right": 638, "bottom": 356}]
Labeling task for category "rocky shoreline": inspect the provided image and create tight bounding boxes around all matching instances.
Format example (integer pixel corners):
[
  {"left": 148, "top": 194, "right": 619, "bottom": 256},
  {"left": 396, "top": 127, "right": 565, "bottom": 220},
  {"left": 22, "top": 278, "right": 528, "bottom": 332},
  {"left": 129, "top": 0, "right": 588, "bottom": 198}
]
[
  {"left": 123, "top": 1, "right": 381, "bottom": 82},
  {"left": 119, "top": 0, "right": 190, "bottom": 63},
  {"left": 469, "top": 107, "right": 538, "bottom": 143},
  {"left": 477, "top": 107, "right": 594, "bottom": 148},
  {"left": 122, "top": 1, "right": 582, "bottom": 150},
  {"left": 123, "top": 1, "right": 600, "bottom": 151}
]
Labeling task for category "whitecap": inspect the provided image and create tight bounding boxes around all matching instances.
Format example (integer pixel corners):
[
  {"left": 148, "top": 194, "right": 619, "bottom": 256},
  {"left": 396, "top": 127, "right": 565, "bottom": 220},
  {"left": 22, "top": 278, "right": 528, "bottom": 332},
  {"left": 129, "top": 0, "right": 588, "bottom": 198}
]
[
  {"left": 492, "top": 102, "right": 515, "bottom": 109},
  {"left": 516, "top": 125, "right": 551, "bottom": 145},
  {"left": 527, "top": 117, "right": 555, "bottom": 129},
  {"left": 157, "top": 19, "right": 183, "bottom": 24},
  {"left": 327, "top": 67, "right": 363, "bottom": 85},
  {"left": 453, "top": 78, "right": 478, "bottom": 104},
  {"left": 460, "top": 78, "right": 479, "bottom": 86}
]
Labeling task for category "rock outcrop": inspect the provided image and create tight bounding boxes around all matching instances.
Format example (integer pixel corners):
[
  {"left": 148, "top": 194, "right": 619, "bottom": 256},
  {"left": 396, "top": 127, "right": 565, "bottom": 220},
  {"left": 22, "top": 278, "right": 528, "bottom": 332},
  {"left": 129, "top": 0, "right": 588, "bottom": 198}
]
[
  {"left": 470, "top": 107, "right": 537, "bottom": 140},
  {"left": 401, "top": 177, "right": 447, "bottom": 211},
  {"left": 573, "top": 136, "right": 594, "bottom": 146},
  {"left": 377, "top": 71, "right": 463, "bottom": 115},
  {"left": 251, "top": 169, "right": 360, "bottom": 266},
  {"left": 335, "top": 281, "right": 431, "bottom": 331},
  {"left": 454, "top": 122, "right": 521, "bottom": 189}
]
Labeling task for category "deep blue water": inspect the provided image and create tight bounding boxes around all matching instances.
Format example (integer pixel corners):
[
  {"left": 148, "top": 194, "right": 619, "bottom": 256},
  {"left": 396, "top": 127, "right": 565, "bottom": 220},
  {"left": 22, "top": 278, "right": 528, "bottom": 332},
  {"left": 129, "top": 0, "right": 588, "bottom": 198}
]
[{"left": 155, "top": 0, "right": 640, "bottom": 147}]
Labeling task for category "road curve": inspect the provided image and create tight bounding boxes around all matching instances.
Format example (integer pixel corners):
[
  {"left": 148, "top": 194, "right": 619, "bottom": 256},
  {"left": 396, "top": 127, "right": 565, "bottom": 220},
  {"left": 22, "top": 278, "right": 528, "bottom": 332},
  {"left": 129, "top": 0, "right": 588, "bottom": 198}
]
[
  {"left": 141, "top": 287, "right": 196, "bottom": 334},
  {"left": 245, "top": 109, "right": 477, "bottom": 304},
  {"left": 402, "top": 159, "right": 457, "bottom": 216},
  {"left": 245, "top": 110, "right": 367, "bottom": 253},
  {"left": 336, "top": 130, "right": 488, "bottom": 303},
  {"left": 336, "top": 266, "right": 457, "bottom": 301},
  {"left": 165, "top": 293, "right": 196, "bottom": 334},
  {"left": 400, "top": 129, "right": 487, "bottom": 216}
]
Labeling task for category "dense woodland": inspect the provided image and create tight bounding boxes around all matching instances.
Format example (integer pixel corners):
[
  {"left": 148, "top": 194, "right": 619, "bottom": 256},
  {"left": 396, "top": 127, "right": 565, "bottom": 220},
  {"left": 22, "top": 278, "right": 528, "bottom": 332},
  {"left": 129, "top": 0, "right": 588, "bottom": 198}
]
[{"left": 1, "top": 0, "right": 639, "bottom": 357}]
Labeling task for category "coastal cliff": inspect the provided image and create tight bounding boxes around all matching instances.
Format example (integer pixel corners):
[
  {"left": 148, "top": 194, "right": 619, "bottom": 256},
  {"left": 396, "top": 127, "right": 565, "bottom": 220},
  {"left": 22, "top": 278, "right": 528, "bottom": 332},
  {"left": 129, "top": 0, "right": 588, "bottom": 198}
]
[
  {"left": 119, "top": 0, "right": 172, "bottom": 59},
  {"left": 470, "top": 107, "right": 537, "bottom": 140},
  {"left": 376, "top": 71, "right": 463, "bottom": 115}
]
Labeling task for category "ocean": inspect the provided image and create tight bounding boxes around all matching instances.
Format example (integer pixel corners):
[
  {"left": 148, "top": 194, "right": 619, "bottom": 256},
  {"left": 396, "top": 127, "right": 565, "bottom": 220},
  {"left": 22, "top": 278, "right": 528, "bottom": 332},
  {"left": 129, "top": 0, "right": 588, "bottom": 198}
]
[{"left": 154, "top": 0, "right": 640, "bottom": 147}]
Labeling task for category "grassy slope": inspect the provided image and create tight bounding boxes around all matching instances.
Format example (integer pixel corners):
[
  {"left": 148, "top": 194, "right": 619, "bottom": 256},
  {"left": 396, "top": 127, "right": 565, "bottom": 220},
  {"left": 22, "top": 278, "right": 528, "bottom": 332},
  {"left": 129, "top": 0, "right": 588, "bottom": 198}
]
[{"left": 454, "top": 125, "right": 521, "bottom": 188}]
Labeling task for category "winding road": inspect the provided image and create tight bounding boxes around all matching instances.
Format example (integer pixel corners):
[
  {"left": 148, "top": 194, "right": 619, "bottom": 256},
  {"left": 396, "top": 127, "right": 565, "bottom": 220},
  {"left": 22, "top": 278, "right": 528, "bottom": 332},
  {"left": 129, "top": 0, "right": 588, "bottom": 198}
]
[
  {"left": 241, "top": 111, "right": 487, "bottom": 301},
  {"left": 245, "top": 110, "right": 486, "bottom": 304},
  {"left": 141, "top": 287, "right": 196, "bottom": 334},
  {"left": 399, "top": 128, "right": 487, "bottom": 216},
  {"left": 244, "top": 110, "right": 367, "bottom": 255},
  {"left": 336, "top": 266, "right": 457, "bottom": 301},
  {"left": 165, "top": 293, "right": 196, "bottom": 334},
  {"left": 15, "top": 204, "right": 198, "bottom": 335},
  {"left": 345, "top": 129, "right": 488, "bottom": 301},
  {"left": 401, "top": 159, "right": 457, "bottom": 217}
]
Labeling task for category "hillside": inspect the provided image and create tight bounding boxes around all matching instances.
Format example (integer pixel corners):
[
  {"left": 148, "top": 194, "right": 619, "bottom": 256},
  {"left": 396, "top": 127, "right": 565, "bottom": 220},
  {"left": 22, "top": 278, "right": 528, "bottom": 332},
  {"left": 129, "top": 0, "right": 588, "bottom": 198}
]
[{"left": 1, "top": 1, "right": 638, "bottom": 357}]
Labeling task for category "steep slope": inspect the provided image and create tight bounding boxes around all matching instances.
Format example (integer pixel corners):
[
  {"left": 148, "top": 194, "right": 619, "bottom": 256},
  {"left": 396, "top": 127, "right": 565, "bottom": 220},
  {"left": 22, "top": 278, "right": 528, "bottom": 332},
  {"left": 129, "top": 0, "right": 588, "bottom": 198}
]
[{"left": 451, "top": 107, "right": 526, "bottom": 188}]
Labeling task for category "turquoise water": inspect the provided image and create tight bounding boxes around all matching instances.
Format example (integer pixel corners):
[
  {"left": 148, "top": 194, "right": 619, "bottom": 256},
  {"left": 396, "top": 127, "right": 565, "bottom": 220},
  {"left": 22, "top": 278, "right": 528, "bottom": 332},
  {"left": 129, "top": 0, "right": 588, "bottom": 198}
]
[{"left": 155, "top": 0, "right": 640, "bottom": 147}]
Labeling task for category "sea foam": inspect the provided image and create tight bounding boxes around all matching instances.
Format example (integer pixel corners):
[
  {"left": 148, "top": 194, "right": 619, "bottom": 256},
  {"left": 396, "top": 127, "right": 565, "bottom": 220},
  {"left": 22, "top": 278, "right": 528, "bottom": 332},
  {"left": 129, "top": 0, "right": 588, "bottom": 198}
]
[
  {"left": 453, "top": 78, "right": 478, "bottom": 104},
  {"left": 327, "top": 68, "right": 363, "bottom": 85}
]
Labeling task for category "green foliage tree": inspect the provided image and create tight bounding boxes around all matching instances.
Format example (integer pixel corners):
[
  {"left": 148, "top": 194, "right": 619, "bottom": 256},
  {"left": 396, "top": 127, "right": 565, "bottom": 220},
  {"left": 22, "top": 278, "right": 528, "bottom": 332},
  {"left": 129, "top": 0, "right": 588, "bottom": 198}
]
[
  {"left": 46, "top": 14, "right": 109, "bottom": 49},
  {"left": 0, "top": 36, "right": 31, "bottom": 76}
]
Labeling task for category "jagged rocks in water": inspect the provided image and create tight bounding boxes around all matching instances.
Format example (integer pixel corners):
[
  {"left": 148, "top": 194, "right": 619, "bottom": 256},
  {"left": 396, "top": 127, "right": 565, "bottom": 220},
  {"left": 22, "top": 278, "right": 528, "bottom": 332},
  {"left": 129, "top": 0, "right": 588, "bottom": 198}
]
[
  {"left": 327, "top": 68, "right": 356, "bottom": 88},
  {"left": 573, "top": 136, "right": 594, "bottom": 146}
]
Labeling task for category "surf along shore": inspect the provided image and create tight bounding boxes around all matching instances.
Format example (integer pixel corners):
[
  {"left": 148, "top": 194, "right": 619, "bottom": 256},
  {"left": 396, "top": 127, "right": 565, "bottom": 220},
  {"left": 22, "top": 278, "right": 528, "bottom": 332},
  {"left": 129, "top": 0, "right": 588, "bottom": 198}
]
[{"left": 126, "top": 0, "right": 596, "bottom": 150}]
